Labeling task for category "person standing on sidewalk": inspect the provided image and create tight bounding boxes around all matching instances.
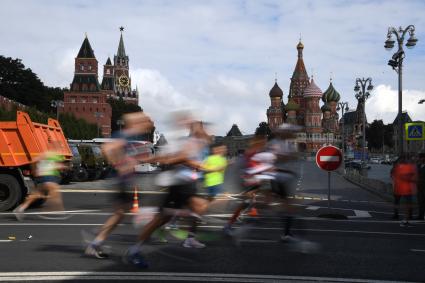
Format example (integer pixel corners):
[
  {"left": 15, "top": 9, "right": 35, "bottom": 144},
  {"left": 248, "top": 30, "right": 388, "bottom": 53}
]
[
  {"left": 416, "top": 152, "right": 425, "bottom": 220},
  {"left": 391, "top": 155, "right": 418, "bottom": 226}
]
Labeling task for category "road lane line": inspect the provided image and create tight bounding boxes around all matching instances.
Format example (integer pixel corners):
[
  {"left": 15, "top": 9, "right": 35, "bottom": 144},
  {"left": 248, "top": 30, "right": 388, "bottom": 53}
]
[
  {"left": 306, "top": 206, "right": 320, "bottom": 211},
  {"left": 0, "top": 271, "right": 411, "bottom": 283},
  {"left": 348, "top": 210, "right": 372, "bottom": 219},
  {"left": 410, "top": 249, "right": 425, "bottom": 252},
  {"left": 1, "top": 222, "right": 425, "bottom": 237}
]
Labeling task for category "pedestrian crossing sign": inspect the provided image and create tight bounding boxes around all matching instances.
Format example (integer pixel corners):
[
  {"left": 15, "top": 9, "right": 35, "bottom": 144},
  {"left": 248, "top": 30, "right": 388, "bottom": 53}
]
[{"left": 405, "top": 123, "right": 425, "bottom": 140}]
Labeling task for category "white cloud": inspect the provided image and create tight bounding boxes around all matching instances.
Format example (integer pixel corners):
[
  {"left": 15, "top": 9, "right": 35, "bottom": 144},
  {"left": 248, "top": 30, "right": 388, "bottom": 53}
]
[
  {"left": 1, "top": 0, "right": 424, "bottom": 135},
  {"left": 131, "top": 68, "right": 269, "bottom": 135},
  {"left": 367, "top": 84, "right": 425, "bottom": 123}
]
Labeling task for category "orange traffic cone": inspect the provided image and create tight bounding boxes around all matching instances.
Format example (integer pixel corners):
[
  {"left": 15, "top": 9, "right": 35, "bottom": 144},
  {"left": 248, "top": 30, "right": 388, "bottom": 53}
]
[
  {"left": 248, "top": 207, "right": 259, "bottom": 217},
  {"left": 131, "top": 187, "right": 139, "bottom": 213}
]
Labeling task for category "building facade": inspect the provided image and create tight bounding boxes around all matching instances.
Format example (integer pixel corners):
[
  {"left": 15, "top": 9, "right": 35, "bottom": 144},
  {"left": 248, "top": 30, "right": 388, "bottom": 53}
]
[
  {"left": 63, "top": 29, "right": 139, "bottom": 137},
  {"left": 392, "top": 112, "right": 425, "bottom": 154},
  {"left": 266, "top": 41, "right": 342, "bottom": 153}
]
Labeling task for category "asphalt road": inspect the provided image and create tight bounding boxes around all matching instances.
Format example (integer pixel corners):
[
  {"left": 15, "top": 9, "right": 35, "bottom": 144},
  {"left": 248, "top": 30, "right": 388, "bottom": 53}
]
[{"left": 1, "top": 161, "right": 424, "bottom": 283}]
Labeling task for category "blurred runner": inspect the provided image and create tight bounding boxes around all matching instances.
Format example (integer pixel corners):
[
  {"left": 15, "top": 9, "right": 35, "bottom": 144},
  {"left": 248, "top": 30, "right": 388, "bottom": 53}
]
[
  {"left": 84, "top": 112, "right": 154, "bottom": 259},
  {"left": 14, "top": 145, "right": 66, "bottom": 221},
  {"left": 267, "top": 124, "right": 300, "bottom": 241},
  {"left": 203, "top": 142, "right": 228, "bottom": 201},
  {"left": 124, "top": 112, "right": 210, "bottom": 268},
  {"left": 223, "top": 135, "right": 267, "bottom": 235}
]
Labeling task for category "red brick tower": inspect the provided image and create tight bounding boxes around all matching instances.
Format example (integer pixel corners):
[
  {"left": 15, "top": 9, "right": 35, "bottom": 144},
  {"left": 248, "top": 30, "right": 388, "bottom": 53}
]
[
  {"left": 289, "top": 40, "right": 310, "bottom": 126},
  {"left": 101, "top": 57, "right": 114, "bottom": 95},
  {"left": 62, "top": 35, "right": 112, "bottom": 137},
  {"left": 266, "top": 80, "right": 285, "bottom": 130},
  {"left": 113, "top": 27, "right": 138, "bottom": 104}
]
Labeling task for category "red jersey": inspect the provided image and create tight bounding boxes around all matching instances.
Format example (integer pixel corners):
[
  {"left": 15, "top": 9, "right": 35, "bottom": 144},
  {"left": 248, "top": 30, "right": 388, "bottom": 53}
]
[{"left": 392, "top": 163, "right": 417, "bottom": 196}]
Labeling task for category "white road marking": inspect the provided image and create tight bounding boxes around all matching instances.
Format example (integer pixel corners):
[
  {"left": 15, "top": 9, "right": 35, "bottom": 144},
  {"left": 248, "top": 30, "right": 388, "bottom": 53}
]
[
  {"left": 0, "top": 271, "right": 409, "bottom": 283},
  {"left": 305, "top": 206, "right": 320, "bottom": 211},
  {"left": 319, "top": 156, "right": 340, "bottom": 162},
  {"left": 348, "top": 210, "right": 372, "bottom": 219},
  {"left": 0, "top": 240, "right": 13, "bottom": 242},
  {"left": 410, "top": 249, "right": 425, "bottom": 252},
  {"left": 0, "top": 222, "right": 424, "bottom": 237}
]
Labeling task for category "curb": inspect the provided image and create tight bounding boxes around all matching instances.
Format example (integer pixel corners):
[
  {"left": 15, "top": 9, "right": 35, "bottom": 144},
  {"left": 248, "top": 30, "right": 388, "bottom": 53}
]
[{"left": 343, "top": 175, "right": 393, "bottom": 202}]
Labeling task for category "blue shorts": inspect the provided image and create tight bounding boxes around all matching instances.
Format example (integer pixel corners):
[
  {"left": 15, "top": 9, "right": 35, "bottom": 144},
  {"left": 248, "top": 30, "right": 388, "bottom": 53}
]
[
  {"left": 35, "top": 176, "right": 61, "bottom": 185},
  {"left": 207, "top": 185, "right": 222, "bottom": 198}
]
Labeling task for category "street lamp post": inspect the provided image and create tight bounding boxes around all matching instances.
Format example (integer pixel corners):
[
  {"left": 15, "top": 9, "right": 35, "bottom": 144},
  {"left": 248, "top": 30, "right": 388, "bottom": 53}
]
[
  {"left": 50, "top": 100, "right": 64, "bottom": 121},
  {"left": 354, "top": 78, "right": 373, "bottom": 176},
  {"left": 94, "top": 112, "right": 104, "bottom": 137},
  {"left": 337, "top": 101, "right": 349, "bottom": 158},
  {"left": 385, "top": 25, "right": 418, "bottom": 156}
]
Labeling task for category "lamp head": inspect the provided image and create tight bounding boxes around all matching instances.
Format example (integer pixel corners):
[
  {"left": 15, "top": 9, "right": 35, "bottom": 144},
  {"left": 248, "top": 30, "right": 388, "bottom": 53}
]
[
  {"left": 406, "top": 34, "right": 418, "bottom": 49},
  {"left": 354, "top": 84, "right": 360, "bottom": 92},
  {"left": 384, "top": 36, "right": 395, "bottom": 50}
]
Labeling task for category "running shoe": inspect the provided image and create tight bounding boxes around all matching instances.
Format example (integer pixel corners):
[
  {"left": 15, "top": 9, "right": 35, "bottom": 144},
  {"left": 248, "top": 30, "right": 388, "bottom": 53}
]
[
  {"left": 85, "top": 244, "right": 109, "bottom": 259},
  {"left": 182, "top": 237, "right": 206, "bottom": 248},
  {"left": 223, "top": 224, "right": 234, "bottom": 236},
  {"left": 280, "top": 234, "right": 298, "bottom": 243},
  {"left": 123, "top": 249, "right": 149, "bottom": 268},
  {"left": 13, "top": 206, "right": 25, "bottom": 222},
  {"left": 400, "top": 221, "right": 414, "bottom": 227}
]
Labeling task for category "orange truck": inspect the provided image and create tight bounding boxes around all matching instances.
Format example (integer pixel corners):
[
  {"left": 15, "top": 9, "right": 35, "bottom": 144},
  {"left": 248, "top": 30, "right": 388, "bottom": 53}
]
[{"left": 0, "top": 111, "right": 72, "bottom": 211}]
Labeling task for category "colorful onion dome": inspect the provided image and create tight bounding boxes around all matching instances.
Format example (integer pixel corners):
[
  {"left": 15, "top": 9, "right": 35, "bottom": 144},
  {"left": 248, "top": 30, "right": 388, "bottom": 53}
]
[
  {"left": 269, "top": 82, "right": 283, "bottom": 97},
  {"left": 322, "top": 82, "right": 341, "bottom": 103},
  {"left": 303, "top": 78, "right": 323, "bottom": 97},
  {"left": 321, "top": 103, "right": 331, "bottom": 112},
  {"left": 285, "top": 98, "right": 300, "bottom": 111}
]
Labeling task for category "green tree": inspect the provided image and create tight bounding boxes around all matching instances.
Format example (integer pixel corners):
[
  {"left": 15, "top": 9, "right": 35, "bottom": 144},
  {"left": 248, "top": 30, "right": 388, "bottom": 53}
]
[
  {"left": 366, "top": 120, "right": 392, "bottom": 151},
  {"left": 255, "top": 122, "right": 271, "bottom": 136},
  {"left": 108, "top": 97, "right": 142, "bottom": 132},
  {"left": 59, "top": 113, "right": 97, "bottom": 139}
]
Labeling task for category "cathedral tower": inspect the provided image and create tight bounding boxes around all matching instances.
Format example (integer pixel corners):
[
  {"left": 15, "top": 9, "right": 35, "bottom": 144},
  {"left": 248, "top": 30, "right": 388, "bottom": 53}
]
[
  {"left": 289, "top": 40, "right": 310, "bottom": 125},
  {"left": 266, "top": 80, "right": 285, "bottom": 129}
]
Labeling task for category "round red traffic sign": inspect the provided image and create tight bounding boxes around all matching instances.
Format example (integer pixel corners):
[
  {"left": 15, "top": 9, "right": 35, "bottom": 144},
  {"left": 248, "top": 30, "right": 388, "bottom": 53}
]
[{"left": 316, "top": 145, "right": 342, "bottom": 171}]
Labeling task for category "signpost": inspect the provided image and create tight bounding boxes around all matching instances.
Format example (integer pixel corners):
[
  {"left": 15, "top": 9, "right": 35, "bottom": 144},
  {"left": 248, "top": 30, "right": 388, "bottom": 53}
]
[
  {"left": 405, "top": 122, "right": 425, "bottom": 141},
  {"left": 316, "top": 145, "right": 343, "bottom": 209}
]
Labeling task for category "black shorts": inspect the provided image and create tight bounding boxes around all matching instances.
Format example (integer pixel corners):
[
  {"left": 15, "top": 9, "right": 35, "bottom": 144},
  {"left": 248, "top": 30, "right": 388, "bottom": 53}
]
[
  {"left": 161, "top": 182, "right": 197, "bottom": 209},
  {"left": 112, "top": 175, "right": 134, "bottom": 207}
]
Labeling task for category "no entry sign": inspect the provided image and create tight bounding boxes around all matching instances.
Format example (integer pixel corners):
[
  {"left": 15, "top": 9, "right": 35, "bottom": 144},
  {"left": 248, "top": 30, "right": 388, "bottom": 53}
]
[{"left": 316, "top": 145, "right": 342, "bottom": 171}]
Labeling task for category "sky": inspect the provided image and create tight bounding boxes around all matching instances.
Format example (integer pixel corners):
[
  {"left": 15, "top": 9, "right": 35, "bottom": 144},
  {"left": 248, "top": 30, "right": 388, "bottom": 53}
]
[{"left": 1, "top": 0, "right": 425, "bottom": 135}]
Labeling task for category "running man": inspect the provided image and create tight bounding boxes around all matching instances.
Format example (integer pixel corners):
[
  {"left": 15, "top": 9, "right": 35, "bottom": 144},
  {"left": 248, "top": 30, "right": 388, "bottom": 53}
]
[
  {"left": 203, "top": 143, "right": 228, "bottom": 201},
  {"left": 84, "top": 112, "right": 154, "bottom": 259},
  {"left": 14, "top": 146, "right": 66, "bottom": 221},
  {"left": 124, "top": 112, "right": 210, "bottom": 268},
  {"left": 223, "top": 135, "right": 268, "bottom": 234}
]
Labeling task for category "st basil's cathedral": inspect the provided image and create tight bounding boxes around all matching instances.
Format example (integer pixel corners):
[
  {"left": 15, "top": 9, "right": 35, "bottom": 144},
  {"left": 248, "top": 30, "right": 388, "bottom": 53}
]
[{"left": 266, "top": 40, "right": 341, "bottom": 153}]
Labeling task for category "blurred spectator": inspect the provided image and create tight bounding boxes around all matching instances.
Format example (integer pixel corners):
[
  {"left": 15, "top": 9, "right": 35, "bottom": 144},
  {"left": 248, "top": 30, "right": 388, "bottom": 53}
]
[{"left": 391, "top": 155, "right": 418, "bottom": 226}]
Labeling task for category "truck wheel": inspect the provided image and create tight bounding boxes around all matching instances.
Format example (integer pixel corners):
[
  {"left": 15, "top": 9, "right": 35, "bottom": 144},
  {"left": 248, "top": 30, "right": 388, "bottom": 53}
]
[
  {"left": 0, "top": 174, "right": 22, "bottom": 211},
  {"left": 74, "top": 168, "right": 89, "bottom": 182}
]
